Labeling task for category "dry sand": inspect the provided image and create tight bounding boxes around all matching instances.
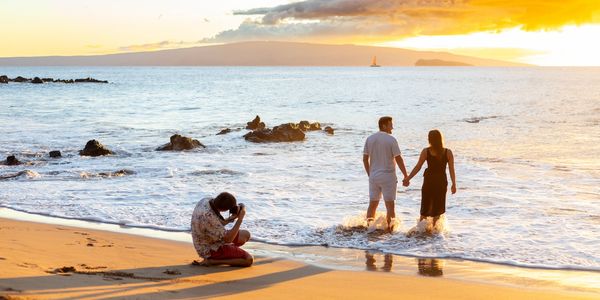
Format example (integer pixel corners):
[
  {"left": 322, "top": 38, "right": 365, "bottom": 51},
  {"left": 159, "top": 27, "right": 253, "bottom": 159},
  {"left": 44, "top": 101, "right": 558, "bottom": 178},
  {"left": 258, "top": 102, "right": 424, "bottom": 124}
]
[{"left": 0, "top": 217, "right": 597, "bottom": 299}]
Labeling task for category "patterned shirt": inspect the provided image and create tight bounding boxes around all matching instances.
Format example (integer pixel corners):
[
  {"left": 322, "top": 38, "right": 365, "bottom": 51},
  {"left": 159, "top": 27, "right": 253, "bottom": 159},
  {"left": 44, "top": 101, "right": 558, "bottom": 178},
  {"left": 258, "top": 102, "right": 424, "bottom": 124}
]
[{"left": 191, "top": 197, "right": 226, "bottom": 258}]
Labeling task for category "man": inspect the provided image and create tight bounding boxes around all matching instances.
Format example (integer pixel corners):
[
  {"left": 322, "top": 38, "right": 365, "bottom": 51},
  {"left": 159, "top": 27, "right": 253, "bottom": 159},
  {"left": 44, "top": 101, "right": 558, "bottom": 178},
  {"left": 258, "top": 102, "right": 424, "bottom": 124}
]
[
  {"left": 191, "top": 192, "right": 253, "bottom": 267},
  {"left": 363, "top": 116, "right": 408, "bottom": 231}
]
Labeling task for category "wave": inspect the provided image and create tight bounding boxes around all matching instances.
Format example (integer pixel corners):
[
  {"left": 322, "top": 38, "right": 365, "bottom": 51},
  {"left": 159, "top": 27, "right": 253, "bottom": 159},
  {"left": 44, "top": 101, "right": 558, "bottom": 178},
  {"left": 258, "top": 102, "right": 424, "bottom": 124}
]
[
  {"left": 0, "top": 170, "right": 40, "bottom": 180},
  {"left": 189, "top": 169, "right": 244, "bottom": 176}
]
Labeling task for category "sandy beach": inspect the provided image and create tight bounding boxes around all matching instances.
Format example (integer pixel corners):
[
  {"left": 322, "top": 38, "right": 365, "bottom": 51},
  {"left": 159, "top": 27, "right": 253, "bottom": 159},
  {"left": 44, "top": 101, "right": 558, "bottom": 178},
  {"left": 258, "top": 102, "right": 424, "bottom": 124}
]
[{"left": 1, "top": 217, "right": 597, "bottom": 299}]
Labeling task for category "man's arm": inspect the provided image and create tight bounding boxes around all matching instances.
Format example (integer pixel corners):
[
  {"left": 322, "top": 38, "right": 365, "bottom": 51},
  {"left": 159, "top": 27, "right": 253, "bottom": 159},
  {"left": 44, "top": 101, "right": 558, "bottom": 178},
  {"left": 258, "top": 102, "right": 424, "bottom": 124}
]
[
  {"left": 223, "top": 206, "right": 245, "bottom": 243},
  {"left": 395, "top": 155, "right": 408, "bottom": 178},
  {"left": 363, "top": 154, "right": 370, "bottom": 177}
]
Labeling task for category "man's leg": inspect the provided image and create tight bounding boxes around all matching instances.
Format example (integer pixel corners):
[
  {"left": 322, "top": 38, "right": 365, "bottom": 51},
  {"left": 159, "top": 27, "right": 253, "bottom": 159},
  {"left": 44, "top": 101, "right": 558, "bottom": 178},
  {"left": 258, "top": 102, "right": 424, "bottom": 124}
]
[
  {"left": 235, "top": 230, "right": 251, "bottom": 246},
  {"left": 367, "top": 179, "right": 382, "bottom": 225},
  {"left": 384, "top": 200, "right": 396, "bottom": 231},
  {"left": 367, "top": 200, "right": 379, "bottom": 222},
  {"left": 206, "top": 245, "right": 253, "bottom": 267}
]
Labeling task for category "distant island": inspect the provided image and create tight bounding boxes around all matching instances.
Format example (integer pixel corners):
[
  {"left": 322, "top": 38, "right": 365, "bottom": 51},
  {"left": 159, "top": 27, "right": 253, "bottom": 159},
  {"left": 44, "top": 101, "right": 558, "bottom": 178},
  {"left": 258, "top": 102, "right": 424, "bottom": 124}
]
[
  {"left": 415, "top": 59, "right": 474, "bottom": 66},
  {"left": 0, "top": 41, "right": 528, "bottom": 67}
]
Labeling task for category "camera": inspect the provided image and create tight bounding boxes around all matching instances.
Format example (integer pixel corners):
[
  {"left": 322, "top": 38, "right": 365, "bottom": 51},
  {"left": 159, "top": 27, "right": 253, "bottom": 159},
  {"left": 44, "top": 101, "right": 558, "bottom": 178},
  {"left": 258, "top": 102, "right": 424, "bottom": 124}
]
[{"left": 229, "top": 203, "right": 244, "bottom": 215}]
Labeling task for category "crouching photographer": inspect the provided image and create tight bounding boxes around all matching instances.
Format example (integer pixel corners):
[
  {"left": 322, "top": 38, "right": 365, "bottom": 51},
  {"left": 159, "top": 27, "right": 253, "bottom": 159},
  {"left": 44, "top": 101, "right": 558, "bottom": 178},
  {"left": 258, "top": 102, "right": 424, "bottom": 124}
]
[{"left": 191, "top": 192, "right": 253, "bottom": 267}]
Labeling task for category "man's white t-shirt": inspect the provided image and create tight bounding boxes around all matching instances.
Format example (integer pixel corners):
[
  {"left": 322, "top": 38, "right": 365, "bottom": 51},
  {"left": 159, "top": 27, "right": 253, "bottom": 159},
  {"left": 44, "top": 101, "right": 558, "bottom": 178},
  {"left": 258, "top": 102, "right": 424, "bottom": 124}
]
[{"left": 363, "top": 131, "right": 401, "bottom": 180}]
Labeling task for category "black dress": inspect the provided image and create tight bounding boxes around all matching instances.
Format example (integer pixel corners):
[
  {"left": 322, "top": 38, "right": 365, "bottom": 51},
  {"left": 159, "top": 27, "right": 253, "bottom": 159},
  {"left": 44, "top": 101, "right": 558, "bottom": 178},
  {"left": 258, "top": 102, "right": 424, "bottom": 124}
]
[{"left": 421, "top": 148, "right": 448, "bottom": 217}]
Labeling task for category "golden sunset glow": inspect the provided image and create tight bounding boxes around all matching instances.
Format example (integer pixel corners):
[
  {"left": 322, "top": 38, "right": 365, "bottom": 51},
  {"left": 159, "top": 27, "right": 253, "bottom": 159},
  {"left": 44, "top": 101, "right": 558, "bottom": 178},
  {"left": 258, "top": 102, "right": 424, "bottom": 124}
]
[{"left": 1, "top": 0, "right": 600, "bottom": 65}]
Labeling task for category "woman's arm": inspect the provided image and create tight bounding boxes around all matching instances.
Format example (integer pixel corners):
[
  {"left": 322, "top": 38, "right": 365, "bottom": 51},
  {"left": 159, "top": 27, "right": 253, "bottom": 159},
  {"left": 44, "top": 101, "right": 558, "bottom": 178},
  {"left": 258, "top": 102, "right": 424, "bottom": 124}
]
[
  {"left": 406, "top": 149, "right": 427, "bottom": 181},
  {"left": 447, "top": 149, "right": 457, "bottom": 194}
]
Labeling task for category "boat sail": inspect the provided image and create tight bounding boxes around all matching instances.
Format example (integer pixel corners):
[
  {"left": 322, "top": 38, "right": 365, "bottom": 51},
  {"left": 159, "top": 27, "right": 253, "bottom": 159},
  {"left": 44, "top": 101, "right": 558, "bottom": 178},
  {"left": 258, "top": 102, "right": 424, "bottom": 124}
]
[{"left": 370, "top": 56, "right": 381, "bottom": 67}]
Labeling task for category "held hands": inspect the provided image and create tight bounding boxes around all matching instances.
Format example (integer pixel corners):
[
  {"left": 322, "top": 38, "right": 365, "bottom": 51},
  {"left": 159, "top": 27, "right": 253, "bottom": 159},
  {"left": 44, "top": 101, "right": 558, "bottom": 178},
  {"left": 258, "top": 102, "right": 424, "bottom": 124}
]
[{"left": 402, "top": 177, "right": 410, "bottom": 187}]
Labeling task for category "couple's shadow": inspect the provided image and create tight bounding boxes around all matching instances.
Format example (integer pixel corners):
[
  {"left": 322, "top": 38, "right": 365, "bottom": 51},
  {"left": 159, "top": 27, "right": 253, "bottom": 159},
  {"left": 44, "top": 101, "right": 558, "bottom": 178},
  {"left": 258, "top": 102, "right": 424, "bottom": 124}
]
[{"left": 364, "top": 252, "right": 444, "bottom": 277}]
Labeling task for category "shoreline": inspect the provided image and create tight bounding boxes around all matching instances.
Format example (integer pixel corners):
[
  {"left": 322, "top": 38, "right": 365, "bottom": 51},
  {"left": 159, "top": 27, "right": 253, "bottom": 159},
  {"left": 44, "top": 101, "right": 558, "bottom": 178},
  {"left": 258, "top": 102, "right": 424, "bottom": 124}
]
[
  {"left": 1, "top": 207, "right": 599, "bottom": 272},
  {"left": 1, "top": 208, "right": 599, "bottom": 298}
]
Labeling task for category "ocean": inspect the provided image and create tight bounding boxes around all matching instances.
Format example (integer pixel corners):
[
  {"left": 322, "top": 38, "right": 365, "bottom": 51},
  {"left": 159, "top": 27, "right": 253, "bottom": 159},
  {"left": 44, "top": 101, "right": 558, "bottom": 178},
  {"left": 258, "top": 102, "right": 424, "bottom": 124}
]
[{"left": 1, "top": 66, "right": 599, "bottom": 271}]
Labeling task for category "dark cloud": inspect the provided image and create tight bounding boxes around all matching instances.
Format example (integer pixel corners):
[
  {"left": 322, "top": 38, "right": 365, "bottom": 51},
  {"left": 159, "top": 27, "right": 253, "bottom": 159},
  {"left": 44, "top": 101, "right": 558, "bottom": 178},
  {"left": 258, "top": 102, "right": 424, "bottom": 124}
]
[{"left": 204, "top": 0, "right": 600, "bottom": 43}]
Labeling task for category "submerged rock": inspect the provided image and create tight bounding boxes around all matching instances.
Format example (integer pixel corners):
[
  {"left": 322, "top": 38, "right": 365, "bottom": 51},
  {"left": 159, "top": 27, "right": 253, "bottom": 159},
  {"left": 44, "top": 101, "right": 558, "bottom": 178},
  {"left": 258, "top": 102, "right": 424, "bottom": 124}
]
[
  {"left": 156, "top": 134, "right": 206, "bottom": 151},
  {"left": 49, "top": 150, "right": 62, "bottom": 158},
  {"left": 246, "top": 115, "right": 266, "bottom": 130},
  {"left": 98, "top": 169, "right": 135, "bottom": 177},
  {"left": 79, "top": 140, "right": 113, "bottom": 156},
  {"left": 216, "top": 128, "right": 232, "bottom": 135}
]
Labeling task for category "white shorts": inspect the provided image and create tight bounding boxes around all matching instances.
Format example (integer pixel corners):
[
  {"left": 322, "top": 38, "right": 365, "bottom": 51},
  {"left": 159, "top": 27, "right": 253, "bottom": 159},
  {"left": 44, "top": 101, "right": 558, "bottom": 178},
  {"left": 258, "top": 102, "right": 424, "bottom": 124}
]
[{"left": 369, "top": 176, "right": 397, "bottom": 202}]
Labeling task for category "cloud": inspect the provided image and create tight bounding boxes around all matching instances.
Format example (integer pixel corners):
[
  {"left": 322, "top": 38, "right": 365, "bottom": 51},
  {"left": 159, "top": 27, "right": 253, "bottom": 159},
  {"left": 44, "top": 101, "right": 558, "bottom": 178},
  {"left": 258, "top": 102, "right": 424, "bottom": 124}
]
[{"left": 204, "top": 0, "right": 600, "bottom": 43}]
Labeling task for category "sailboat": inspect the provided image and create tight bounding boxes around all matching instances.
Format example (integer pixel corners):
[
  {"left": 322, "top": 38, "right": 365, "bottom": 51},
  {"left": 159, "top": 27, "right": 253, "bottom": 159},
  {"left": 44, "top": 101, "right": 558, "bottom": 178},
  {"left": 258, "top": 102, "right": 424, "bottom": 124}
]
[{"left": 370, "top": 56, "right": 381, "bottom": 67}]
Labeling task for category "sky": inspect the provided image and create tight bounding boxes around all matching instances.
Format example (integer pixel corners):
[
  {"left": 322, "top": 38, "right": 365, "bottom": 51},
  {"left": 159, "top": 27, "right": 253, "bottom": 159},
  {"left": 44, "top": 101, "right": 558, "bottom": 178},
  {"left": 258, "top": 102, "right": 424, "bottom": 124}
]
[{"left": 1, "top": 0, "right": 600, "bottom": 65}]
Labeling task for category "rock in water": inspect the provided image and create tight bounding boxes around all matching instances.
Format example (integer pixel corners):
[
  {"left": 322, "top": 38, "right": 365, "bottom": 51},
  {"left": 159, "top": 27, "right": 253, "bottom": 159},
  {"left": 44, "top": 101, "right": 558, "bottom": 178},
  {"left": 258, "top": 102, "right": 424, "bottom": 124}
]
[
  {"left": 0, "top": 75, "right": 8, "bottom": 84},
  {"left": 246, "top": 115, "right": 266, "bottom": 130},
  {"left": 31, "top": 77, "right": 44, "bottom": 84},
  {"left": 156, "top": 134, "right": 206, "bottom": 151},
  {"left": 324, "top": 126, "right": 334, "bottom": 135},
  {"left": 244, "top": 123, "right": 305, "bottom": 142},
  {"left": 49, "top": 151, "right": 62, "bottom": 158},
  {"left": 216, "top": 128, "right": 232, "bottom": 135},
  {"left": 79, "top": 140, "right": 113, "bottom": 156},
  {"left": 5, "top": 155, "right": 21, "bottom": 165}
]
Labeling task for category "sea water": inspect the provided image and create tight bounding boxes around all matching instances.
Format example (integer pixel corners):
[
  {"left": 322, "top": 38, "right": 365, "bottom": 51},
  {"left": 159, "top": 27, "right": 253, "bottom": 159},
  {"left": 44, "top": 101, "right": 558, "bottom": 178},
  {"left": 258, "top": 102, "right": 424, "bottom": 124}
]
[{"left": 1, "top": 66, "right": 599, "bottom": 271}]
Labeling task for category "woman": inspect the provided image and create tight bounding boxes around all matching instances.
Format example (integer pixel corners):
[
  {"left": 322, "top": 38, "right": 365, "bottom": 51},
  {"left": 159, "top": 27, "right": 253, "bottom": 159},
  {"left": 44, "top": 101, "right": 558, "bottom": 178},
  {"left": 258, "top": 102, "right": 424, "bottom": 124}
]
[{"left": 404, "top": 130, "right": 456, "bottom": 227}]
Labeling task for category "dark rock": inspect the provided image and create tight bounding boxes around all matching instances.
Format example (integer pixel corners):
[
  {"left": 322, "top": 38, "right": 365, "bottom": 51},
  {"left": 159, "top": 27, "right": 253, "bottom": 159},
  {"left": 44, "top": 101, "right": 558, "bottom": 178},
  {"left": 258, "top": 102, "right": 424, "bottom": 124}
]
[
  {"left": 49, "top": 150, "right": 62, "bottom": 158},
  {"left": 324, "top": 126, "right": 334, "bottom": 135},
  {"left": 156, "top": 134, "right": 206, "bottom": 151},
  {"left": 13, "top": 76, "right": 29, "bottom": 83},
  {"left": 246, "top": 115, "right": 266, "bottom": 130},
  {"left": 216, "top": 128, "right": 232, "bottom": 135},
  {"left": 31, "top": 77, "right": 44, "bottom": 84},
  {"left": 244, "top": 123, "right": 305, "bottom": 143},
  {"left": 5, "top": 155, "right": 20, "bottom": 165},
  {"left": 0, "top": 75, "right": 8, "bottom": 84},
  {"left": 42, "top": 77, "right": 54, "bottom": 82},
  {"left": 298, "top": 120, "right": 321, "bottom": 131},
  {"left": 79, "top": 140, "right": 113, "bottom": 156},
  {"left": 74, "top": 77, "right": 108, "bottom": 83}
]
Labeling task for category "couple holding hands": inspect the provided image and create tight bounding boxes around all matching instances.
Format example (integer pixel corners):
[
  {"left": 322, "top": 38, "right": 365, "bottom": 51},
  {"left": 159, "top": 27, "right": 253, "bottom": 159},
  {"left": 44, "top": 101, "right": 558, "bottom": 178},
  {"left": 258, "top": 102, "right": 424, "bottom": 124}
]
[{"left": 363, "top": 116, "right": 457, "bottom": 232}]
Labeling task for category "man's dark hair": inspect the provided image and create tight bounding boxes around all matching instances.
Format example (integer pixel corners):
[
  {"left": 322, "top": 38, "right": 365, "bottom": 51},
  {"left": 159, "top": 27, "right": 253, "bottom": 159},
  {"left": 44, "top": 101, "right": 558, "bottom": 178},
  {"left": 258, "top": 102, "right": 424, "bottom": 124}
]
[
  {"left": 378, "top": 116, "right": 393, "bottom": 130},
  {"left": 213, "top": 192, "right": 237, "bottom": 210}
]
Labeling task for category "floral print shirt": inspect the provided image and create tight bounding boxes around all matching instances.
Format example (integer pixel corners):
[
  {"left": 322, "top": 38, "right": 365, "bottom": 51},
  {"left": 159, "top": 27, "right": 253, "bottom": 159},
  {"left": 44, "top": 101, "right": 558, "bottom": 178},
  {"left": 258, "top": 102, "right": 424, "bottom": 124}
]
[{"left": 191, "top": 197, "right": 225, "bottom": 258}]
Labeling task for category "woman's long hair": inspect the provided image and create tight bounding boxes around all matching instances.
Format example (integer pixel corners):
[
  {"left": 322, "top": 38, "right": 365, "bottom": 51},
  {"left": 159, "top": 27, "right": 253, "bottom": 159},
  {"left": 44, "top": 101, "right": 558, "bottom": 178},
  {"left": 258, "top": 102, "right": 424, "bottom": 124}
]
[{"left": 428, "top": 130, "right": 444, "bottom": 156}]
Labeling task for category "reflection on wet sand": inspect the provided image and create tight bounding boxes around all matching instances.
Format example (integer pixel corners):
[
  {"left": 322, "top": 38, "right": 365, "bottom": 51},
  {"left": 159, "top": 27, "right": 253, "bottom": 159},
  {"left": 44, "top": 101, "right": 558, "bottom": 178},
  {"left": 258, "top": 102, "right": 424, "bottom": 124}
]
[
  {"left": 365, "top": 251, "right": 393, "bottom": 272},
  {"left": 418, "top": 258, "right": 444, "bottom": 277}
]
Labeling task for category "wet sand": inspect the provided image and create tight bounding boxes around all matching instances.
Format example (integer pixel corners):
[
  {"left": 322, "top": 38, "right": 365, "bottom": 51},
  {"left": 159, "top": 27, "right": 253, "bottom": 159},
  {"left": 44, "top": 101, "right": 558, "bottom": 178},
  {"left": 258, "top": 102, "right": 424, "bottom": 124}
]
[{"left": 0, "top": 217, "right": 598, "bottom": 299}]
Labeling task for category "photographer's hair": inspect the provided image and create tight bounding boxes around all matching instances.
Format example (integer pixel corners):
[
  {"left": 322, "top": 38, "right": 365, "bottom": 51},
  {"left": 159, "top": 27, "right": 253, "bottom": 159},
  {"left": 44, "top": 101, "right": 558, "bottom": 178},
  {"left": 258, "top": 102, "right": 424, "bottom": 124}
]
[
  {"left": 428, "top": 129, "right": 444, "bottom": 155},
  {"left": 378, "top": 116, "right": 393, "bottom": 131},
  {"left": 213, "top": 192, "right": 237, "bottom": 211}
]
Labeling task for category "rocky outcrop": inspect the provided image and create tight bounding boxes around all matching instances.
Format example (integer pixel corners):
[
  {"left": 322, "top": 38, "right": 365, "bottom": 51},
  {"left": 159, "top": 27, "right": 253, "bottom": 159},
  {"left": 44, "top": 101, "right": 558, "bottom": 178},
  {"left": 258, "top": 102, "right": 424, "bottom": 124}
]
[
  {"left": 156, "top": 134, "right": 206, "bottom": 151},
  {"left": 0, "top": 75, "right": 108, "bottom": 84},
  {"left": 79, "top": 140, "right": 113, "bottom": 156},
  {"left": 246, "top": 115, "right": 266, "bottom": 130},
  {"left": 49, "top": 150, "right": 62, "bottom": 158},
  {"left": 4, "top": 155, "right": 21, "bottom": 165},
  {"left": 244, "top": 123, "right": 305, "bottom": 143},
  {"left": 324, "top": 126, "right": 334, "bottom": 135}
]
